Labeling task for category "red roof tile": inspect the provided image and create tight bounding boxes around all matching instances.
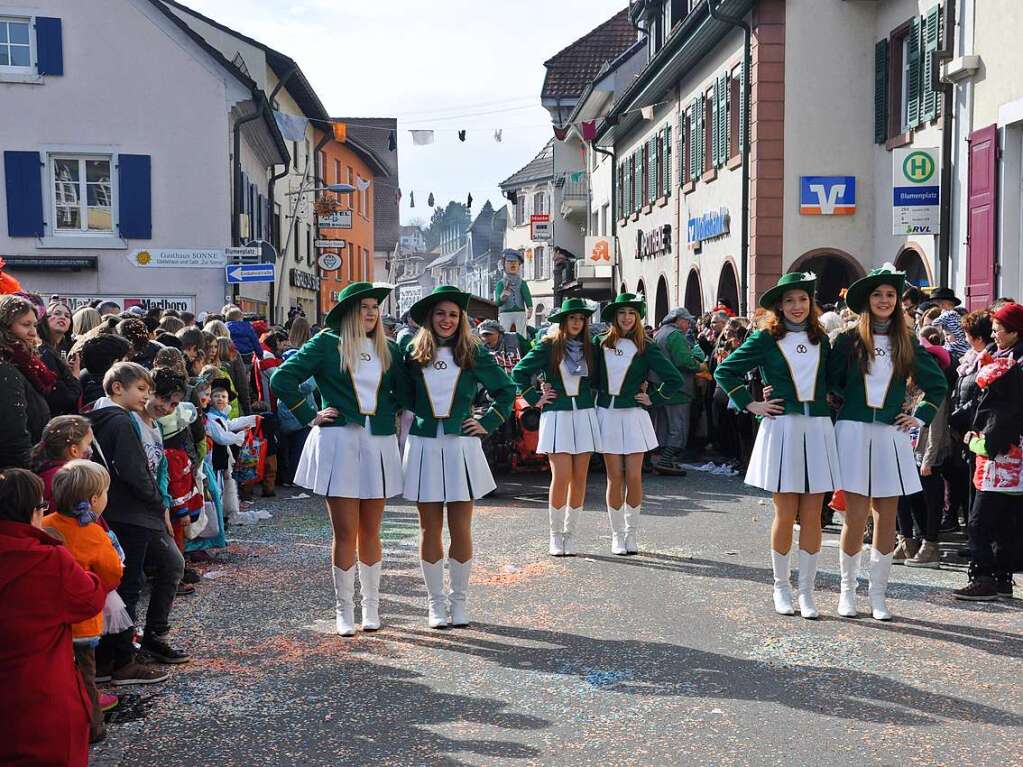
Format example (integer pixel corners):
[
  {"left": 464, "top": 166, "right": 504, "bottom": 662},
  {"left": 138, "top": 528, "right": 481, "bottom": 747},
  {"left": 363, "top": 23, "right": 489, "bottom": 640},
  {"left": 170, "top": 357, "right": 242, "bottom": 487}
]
[{"left": 541, "top": 8, "right": 636, "bottom": 101}]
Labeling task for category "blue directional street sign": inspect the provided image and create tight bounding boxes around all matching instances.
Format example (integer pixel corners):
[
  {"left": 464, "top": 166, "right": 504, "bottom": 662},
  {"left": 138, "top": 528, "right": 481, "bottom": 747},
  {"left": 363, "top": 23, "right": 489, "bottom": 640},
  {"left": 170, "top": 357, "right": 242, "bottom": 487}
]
[{"left": 225, "top": 263, "right": 275, "bottom": 284}]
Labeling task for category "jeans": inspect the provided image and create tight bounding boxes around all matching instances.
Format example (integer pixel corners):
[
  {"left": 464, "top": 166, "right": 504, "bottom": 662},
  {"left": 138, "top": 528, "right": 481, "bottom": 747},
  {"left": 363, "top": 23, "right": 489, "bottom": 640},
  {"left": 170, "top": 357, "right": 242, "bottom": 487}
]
[
  {"left": 653, "top": 402, "right": 690, "bottom": 452},
  {"left": 99, "top": 521, "right": 184, "bottom": 667},
  {"left": 898, "top": 468, "right": 945, "bottom": 542},
  {"left": 968, "top": 491, "right": 1022, "bottom": 578}
]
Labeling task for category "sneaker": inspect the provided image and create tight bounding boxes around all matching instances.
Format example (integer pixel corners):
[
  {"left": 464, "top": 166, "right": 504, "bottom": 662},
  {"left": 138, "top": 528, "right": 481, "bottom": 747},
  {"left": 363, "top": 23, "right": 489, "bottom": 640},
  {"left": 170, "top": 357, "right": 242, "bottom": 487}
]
[
  {"left": 141, "top": 635, "right": 191, "bottom": 664},
  {"left": 111, "top": 660, "right": 170, "bottom": 685},
  {"left": 99, "top": 692, "right": 119, "bottom": 712},
  {"left": 939, "top": 514, "right": 961, "bottom": 533},
  {"left": 181, "top": 567, "right": 201, "bottom": 585},
  {"left": 952, "top": 577, "right": 999, "bottom": 602},
  {"left": 996, "top": 576, "right": 1014, "bottom": 599},
  {"left": 176, "top": 582, "right": 196, "bottom": 597},
  {"left": 905, "top": 540, "right": 941, "bottom": 568},
  {"left": 893, "top": 536, "right": 920, "bottom": 564}
]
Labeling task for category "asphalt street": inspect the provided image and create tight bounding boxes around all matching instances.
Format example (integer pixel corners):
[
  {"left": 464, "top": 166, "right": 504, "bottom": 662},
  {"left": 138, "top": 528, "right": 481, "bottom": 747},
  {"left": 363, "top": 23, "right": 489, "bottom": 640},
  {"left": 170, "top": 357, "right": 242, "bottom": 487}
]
[{"left": 91, "top": 468, "right": 1023, "bottom": 767}]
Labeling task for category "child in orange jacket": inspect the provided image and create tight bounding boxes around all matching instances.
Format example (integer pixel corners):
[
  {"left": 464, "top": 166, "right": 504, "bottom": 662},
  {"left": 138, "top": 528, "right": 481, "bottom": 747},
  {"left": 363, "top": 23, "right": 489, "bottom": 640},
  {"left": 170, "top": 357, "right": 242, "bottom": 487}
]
[{"left": 43, "top": 459, "right": 126, "bottom": 743}]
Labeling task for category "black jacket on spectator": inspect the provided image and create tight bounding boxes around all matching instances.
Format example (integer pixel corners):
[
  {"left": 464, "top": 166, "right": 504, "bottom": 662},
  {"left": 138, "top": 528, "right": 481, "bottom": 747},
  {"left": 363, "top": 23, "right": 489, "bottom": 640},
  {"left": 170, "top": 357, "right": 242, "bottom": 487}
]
[
  {"left": 0, "top": 360, "right": 51, "bottom": 469},
  {"left": 38, "top": 345, "right": 82, "bottom": 415},
  {"left": 132, "top": 340, "right": 163, "bottom": 370},
  {"left": 85, "top": 400, "right": 165, "bottom": 531},
  {"left": 79, "top": 371, "right": 105, "bottom": 407}
]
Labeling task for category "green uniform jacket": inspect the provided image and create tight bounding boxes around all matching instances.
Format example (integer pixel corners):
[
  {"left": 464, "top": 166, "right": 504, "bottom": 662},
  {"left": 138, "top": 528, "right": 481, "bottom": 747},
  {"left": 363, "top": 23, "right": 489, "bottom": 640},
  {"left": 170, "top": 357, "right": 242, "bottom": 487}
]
[
  {"left": 511, "top": 339, "right": 596, "bottom": 411},
  {"left": 653, "top": 327, "right": 703, "bottom": 405},
  {"left": 270, "top": 331, "right": 408, "bottom": 435},
  {"left": 495, "top": 278, "right": 533, "bottom": 311},
  {"left": 404, "top": 343, "right": 516, "bottom": 437},
  {"left": 713, "top": 329, "right": 833, "bottom": 417},
  {"left": 591, "top": 335, "right": 684, "bottom": 409},
  {"left": 828, "top": 330, "right": 948, "bottom": 426}
]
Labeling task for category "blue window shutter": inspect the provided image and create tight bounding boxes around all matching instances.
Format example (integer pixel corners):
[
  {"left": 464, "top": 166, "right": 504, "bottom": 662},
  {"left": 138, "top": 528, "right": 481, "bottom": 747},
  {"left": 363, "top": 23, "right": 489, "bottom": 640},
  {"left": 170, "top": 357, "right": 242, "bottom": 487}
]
[
  {"left": 3, "top": 151, "right": 45, "bottom": 237},
  {"left": 35, "top": 17, "right": 64, "bottom": 76},
  {"left": 118, "top": 154, "right": 152, "bottom": 239}
]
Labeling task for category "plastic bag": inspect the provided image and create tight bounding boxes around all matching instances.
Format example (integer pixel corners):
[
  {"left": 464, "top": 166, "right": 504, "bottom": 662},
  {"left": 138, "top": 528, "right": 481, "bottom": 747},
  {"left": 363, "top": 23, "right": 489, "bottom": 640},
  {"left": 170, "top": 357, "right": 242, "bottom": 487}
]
[
  {"left": 102, "top": 590, "right": 134, "bottom": 635},
  {"left": 197, "top": 500, "right": 221, "bottom": 539},
  {"left": 233, "top": 419, "right": 267, "bottom": 487}
]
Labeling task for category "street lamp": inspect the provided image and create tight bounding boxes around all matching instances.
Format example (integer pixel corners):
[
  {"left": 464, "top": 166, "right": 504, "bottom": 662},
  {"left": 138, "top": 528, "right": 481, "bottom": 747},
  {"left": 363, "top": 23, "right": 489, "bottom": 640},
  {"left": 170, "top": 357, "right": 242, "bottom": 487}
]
[{"left": 286, "top": 183, "right": 355, "bottom": 196}]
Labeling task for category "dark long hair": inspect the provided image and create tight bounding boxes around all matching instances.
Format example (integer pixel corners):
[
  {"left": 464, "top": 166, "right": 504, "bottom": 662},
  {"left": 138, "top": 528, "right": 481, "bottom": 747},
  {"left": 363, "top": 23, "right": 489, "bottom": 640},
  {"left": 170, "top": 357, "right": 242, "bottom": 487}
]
[{"left": 760, "top": 298, "right": 825, "bottom": 345}]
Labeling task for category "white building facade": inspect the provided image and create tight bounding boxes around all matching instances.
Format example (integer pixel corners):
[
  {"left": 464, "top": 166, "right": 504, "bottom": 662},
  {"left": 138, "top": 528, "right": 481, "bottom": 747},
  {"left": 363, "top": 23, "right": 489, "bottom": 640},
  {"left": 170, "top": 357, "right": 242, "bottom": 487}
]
[{"left": 0, "top": 0, "right": 287, "bottom": 314}]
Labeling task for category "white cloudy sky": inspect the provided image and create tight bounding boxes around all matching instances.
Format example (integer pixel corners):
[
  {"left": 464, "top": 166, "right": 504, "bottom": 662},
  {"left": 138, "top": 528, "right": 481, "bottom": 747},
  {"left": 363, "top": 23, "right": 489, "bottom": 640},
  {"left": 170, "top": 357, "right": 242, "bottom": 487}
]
[{"left": 183, "top": 0, "right": 628, "bottom": 227}]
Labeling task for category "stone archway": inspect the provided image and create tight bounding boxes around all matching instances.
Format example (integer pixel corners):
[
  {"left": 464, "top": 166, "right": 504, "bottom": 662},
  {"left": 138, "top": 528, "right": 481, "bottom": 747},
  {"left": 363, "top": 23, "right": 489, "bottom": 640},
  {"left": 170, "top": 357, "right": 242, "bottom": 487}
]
[
  {"left": 684, "top": 268, "right": 703, "bottom": 316},
  {"left": 654, "top": 275, "right": 670, "bottom": 325},
  {"left": 789, "top": 248, "right": 867, "bottom": 306},
  {"left": 895, "top": 245, "right": 932, "bottom": 288}
]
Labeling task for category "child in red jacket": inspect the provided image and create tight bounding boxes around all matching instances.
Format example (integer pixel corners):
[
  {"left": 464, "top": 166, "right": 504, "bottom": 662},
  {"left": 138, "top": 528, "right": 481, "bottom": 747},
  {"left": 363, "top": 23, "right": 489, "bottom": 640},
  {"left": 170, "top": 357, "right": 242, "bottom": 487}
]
[
  {"left": 43, "top": 460, "right": 127, "bottom": 743},
  {"left": 0, "top": 468, "right": 106, "bottom": 767},
  {"left": 31, "top": 414, "right": 95, "bottom": 506}
]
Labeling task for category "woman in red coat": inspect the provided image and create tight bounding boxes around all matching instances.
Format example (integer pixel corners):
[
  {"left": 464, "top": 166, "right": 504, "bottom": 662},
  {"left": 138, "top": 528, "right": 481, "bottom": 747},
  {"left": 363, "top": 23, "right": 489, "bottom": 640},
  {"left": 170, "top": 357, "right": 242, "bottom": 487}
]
[{"left": 0, "top": 468, "right": 107, "bottom": 767}]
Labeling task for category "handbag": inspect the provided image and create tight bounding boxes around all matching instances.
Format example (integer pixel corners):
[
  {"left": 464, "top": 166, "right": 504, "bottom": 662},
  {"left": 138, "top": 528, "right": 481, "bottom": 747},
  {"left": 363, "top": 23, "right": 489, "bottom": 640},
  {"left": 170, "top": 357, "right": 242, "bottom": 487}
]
[{"left": 233, "top": 418, "right": 267, "bottom": 486}]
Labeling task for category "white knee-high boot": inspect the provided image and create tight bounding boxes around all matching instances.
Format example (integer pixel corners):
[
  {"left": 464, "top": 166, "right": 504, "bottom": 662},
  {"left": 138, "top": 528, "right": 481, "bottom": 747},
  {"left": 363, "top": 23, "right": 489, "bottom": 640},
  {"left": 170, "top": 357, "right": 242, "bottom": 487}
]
[
  {"left": 771, "top": 550, "right": 795, "bottom": 615},
  {"left": 607, "top": 504, "right": 627, "bottom": 555},
  {"left": 563, "top": 507, "right": 580, "bottom": 556},
  {"left": 838, "top": 550, "right": 861, "bottom": 617},
  {"left": 868, "top": 548, "right": 894, "bottom": 621},
  {"left": 623, "top": 503, "right": 641, "bottom": 554},
  {"left": 420, "top": 559, "right": 448, "bottom": 629},
  {"left": 548, "top": 506, "right": 566, "bottom": 556},
  {"left": 331, "top": 565, "right": 357, "bottom": 636},
  {"left": 357, "top": 561, "right": 382, "bottom": 631},
  {"left": 448, "top": 559, "right": 472, "bottom": 627},
  {"left": 796, "top": 549, "right": 819, "bottom": 619}
]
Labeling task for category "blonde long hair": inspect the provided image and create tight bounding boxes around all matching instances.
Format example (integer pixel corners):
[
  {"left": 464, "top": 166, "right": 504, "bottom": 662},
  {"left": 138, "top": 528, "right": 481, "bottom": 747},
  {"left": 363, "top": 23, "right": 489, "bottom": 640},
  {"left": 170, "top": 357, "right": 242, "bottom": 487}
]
[
  {"left": 409, "top": 307, "right": 478, "bottom": 369},
  {"left": 601, "top": 308, "right": 646, "bottom": 353},
  {"left": 336, "top": 300, "right": 390, "bottom": 376}
]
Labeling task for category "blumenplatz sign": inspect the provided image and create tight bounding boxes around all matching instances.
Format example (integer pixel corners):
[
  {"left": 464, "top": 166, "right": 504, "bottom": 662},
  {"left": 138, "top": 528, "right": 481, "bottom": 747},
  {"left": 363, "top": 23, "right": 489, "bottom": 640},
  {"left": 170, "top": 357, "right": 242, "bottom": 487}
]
[{"left": 892, "top": 147, "right": 940, "bottom": 235}]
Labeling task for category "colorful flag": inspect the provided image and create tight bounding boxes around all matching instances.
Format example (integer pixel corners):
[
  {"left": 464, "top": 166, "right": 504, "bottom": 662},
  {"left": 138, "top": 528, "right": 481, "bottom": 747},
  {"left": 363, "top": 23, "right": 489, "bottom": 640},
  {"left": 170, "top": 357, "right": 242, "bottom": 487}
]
[{"left": 580, "top": 120, "right": 597, "bottom": 141}]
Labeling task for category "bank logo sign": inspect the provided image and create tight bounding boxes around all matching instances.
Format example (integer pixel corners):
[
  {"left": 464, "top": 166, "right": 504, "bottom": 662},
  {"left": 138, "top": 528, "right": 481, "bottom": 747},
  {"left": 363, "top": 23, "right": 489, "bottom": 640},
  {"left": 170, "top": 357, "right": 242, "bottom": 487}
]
[
  {"left": 799, "top": 176, "right": 856, "bottom": 215},
  {"left": 893, "top": 147, "right": 940, "bottom": 235}
]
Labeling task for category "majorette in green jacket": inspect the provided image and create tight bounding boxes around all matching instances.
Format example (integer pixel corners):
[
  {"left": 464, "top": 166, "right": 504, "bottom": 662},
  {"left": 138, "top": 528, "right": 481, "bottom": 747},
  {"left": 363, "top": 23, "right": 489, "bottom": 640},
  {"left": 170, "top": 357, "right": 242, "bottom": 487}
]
[
  {"left": 713, "top": 329, "right": 833, "bottom": 417},
  {"left": 511, "top": 338, "right": 596, "bottom": 411},
  {"left": 404, "top": 342, "right": 516, "bottom": 437},
  {"left": 591, "top": 335, "right": 684, "bottom": 409},
  {"left": 827, "top": 329, "right": 948, "bottom": 426},
  {"left": 270, "top": 332, "right": 409, "bottom": 436}
]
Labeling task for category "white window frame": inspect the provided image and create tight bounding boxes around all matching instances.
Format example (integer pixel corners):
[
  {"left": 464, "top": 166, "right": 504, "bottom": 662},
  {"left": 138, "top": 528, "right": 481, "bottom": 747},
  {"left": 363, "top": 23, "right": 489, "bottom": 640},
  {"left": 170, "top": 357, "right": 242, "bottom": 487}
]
[
  {"left": 533, "top": 245, "right": 546, "bottom": 281},
  {"left": 0, "top": 15, "right": 34, "bottom": 74},
  {"left": 48, "top": 153, "right": 118, "bottom": 238}
]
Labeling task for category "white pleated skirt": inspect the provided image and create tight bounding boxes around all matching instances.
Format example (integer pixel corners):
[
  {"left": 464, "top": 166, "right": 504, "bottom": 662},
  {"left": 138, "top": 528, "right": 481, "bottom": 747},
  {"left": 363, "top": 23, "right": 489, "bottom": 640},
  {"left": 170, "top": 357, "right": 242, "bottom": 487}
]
[
  {"left": 745, "top": 414, "right": 842, "bottom": 494},
  {"left": 835, "top": 419, "right": 922, "bottom": 498},
  {"left": 295, "top": 424, "right": 403, "bottom": 499},
  {"left": 402, "top": 429, "right": 496, "bottom": 503},
  {"left": 537, "top": 407, "right": 603, "bottom": 455},
  {"left": 597, "top": 406, "right": 659, "bottom": 455}
]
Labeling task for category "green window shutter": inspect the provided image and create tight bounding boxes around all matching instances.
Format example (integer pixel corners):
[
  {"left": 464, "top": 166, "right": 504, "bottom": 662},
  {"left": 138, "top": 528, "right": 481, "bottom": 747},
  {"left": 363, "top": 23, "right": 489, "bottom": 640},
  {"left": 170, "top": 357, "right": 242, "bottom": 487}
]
[
  {"left": 696, "top": 95, "right": 706, "bottom": 178},
  {"left": 874, "top": 39, "right": 889, "bottom": 143},
  {"left": 633, "top": 154, "right": 640, "bottom": 213},
  {"left": 738, "top": 59, "right": 746, "bottom": 152},
  {"left": 664, "top": 125, "right": 672, "bottom": 196},
  {"left": 921, "top": 4, "right": 941, "bottom": 122},
  {"left": 906, "top": 15, "right": 922, "bottom": 129},
  {"left": 710, "top": 82, "right": 720, "bottom": 168},
  {"left": 648, "top": 138, "right": 657, "bottom": 201},
  {"left": 688, "top": 101, "right": 699, "bottom": 181},
  {"left": 719, "top": 73, "right": 729, "bottom": 164},
  {"left": 678, "top": 112, "right": 685, "bottom": 185},
  {"left": 625, "top": 155, "right": 632, "bottom": 214},
  {"left": 723, "top": 72, "right": 732, "bottom": 160}
]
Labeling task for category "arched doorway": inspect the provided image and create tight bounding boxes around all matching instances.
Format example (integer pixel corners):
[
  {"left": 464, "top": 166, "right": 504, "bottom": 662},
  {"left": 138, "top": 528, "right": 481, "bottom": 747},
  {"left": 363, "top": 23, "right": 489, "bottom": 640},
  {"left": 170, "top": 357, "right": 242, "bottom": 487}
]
[
  {"left": 716, "top": 262, "right": 739, "bottom": 315},
  {"left": 654, "top": 276, "right": 669, "bottom": 325},
  {"left": 684, "top": 268, "right": 703, "bottom": 316},
  {"left": 895, "top": 246, "right": 932, "bottom": 288},
  {"left": 636, "top": 279, "right": 646, "bottom": 303},
  {"left": 790, "top": 249, "right": 866, "bottom": 306},
  {"left": 620, "top": 282, "right": 628, "bottom": 295}
]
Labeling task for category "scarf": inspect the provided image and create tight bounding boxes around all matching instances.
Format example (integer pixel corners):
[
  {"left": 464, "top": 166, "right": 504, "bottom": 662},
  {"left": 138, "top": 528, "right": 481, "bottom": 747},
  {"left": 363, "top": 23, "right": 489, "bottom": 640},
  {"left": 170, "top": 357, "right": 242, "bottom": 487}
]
[
  {"left": 871, "top": 319, "right": 892, "bottom": 335},
  {"left": 2, "top": 342, "right": 57, "bottom": 394},
  {"left": 73, "top": 501, "right": 98, "bottom": 527},
  {"left": 563, "top": 338, "right": 587, "bottom": 376},
  {"left": 783, "top": 318, "right": 808, "bottom": 332}
]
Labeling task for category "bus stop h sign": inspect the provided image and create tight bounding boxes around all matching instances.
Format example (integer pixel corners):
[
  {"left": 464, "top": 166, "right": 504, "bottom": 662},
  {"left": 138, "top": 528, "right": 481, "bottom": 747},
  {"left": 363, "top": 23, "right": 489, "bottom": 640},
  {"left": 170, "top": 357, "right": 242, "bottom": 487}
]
[{"left": 892, "top": 147, "right": 940, "bottom": 235}]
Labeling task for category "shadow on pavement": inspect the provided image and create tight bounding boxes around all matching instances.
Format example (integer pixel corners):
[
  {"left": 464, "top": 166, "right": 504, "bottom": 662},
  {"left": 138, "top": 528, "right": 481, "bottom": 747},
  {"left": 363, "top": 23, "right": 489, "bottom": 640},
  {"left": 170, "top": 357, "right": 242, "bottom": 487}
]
[{"left": 382, "top": 623, "right": 1023, "bottom": 727}]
